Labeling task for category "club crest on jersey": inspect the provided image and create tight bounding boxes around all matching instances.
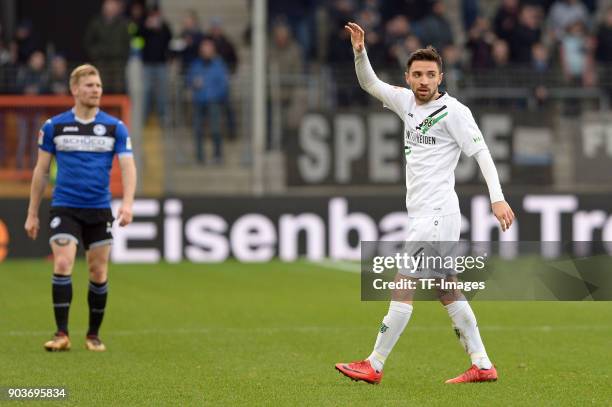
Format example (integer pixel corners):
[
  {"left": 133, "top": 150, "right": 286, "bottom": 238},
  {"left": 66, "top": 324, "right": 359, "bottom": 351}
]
[
  {"left": 93, "top": 124, "right": 107, "bottom": 136},
  {"left": 416, "top": 105, "right": 448, "bottom": 135},
  {"left": 50, "top": 217, "right": 61, "bottom": 229}
]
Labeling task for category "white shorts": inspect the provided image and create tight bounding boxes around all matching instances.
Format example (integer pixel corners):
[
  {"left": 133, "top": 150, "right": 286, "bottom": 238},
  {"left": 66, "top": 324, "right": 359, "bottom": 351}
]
[
  {"left": 405, "top": 213, "right": 461, "bottom": 242},
  {"left": 399, "top": 213, "right": 462, "bottom": 278}
]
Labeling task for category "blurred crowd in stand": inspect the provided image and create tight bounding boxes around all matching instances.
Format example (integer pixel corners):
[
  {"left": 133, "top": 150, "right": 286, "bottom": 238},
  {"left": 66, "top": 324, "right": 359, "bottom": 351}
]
[
  {"left": 2, "top": 0, "right": 612, "bottom": 168},
  {"left": 319, "top": 0, "right": 612, "bottom": 107},
  {"left": 0, "top": 0, "right": 239, "bottom": 166}
]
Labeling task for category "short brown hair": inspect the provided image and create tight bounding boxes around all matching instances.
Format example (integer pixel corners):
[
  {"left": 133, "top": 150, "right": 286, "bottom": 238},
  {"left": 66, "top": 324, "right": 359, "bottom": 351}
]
[
  {"left": 69, "top": 64, "right": 100, "bottom": 88},
  {"left": 406, "top": 46, "right": 443, "bottom": 72}
]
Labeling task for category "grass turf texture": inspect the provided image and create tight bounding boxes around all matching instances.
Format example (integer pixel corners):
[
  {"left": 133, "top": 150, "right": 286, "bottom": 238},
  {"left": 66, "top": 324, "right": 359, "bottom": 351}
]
[{"left": 1, "top": 260, "right": 611, "bottom": 406}]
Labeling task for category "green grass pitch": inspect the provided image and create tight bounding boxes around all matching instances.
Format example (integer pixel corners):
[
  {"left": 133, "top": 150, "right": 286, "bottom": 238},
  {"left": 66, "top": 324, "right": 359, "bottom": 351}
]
[{"left": 1, "top": 260, "right": 611, "bottom": 406}]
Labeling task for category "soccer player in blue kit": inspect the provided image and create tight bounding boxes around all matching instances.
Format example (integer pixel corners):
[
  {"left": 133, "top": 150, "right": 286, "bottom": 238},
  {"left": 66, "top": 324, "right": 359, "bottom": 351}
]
[{"left": 25, "top": 64, "right": 137, "bottom": 352}]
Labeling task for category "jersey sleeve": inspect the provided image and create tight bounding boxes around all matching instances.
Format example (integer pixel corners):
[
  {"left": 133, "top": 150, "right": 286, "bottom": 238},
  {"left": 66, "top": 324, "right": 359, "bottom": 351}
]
[
  {"left": 446, "top": 103, "right": 488, "bottom": 157},
  {"left": 474, "top": 149, "right": 505, "bottom": 203},
  {"left": 114, "top": 121, "right": 133, "bottom": 156},
  {"left": 38, "top": 119, "right": 55, "bottom": 154},
  {"left": 354, "top": 50, "right": 411, "bottom": 116},
  {"left": 380, "top": 87, "right": 412, "bottom": 116}
]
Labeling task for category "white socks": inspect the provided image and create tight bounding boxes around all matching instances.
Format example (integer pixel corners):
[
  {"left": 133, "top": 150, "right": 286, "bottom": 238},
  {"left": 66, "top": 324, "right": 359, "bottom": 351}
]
[
  {"left": 445, "top": 301, "right": 493, "bottom": 370},
  {"left": 367, "top": 301, "right": 413, "bottom": 372},
  {"left": 365, "top": 300, "right": 492, "bottom": 372}
]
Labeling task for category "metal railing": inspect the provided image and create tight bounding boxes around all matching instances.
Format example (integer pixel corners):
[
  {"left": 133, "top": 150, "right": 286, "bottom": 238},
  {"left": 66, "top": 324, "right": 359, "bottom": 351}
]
[{"left": 2, "top": 62, "right": 612, "bottom": 194}]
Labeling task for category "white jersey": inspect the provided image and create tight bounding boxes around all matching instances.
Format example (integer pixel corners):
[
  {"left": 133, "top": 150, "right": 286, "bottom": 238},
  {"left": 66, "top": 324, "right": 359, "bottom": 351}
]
[
  {"left": 383, "top": 89, "right": 487, "bottom": 217},
  {"left": 354, "top": 51, "right": 489, "bottom": 217}
]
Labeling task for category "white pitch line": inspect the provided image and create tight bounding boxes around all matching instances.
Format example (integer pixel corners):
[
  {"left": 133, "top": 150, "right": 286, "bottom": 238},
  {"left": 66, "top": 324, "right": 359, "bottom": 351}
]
[{"left": 3, "top": 325, "right": 611, "bottom": 337}]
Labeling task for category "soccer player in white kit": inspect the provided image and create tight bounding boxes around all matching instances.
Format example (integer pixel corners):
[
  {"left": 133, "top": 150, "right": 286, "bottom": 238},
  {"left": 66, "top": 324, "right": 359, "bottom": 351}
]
[{"left": 335, "top": 22, "right": 515, "bottom": 384}]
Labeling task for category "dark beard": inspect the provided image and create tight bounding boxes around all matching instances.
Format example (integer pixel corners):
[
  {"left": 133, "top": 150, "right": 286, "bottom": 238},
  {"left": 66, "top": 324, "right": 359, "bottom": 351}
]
[{"left": 414, "top": 89, "right": 436, "bottom": 103}]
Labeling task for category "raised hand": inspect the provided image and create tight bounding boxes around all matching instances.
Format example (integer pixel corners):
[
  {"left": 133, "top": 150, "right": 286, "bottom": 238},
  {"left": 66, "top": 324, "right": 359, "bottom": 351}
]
[{"left": 344, "top": 22, "right": 365, "bottom": 53}]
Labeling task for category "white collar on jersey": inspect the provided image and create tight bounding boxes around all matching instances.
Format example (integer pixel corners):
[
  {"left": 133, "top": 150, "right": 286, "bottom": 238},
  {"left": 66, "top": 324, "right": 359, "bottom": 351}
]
[
  {"left": 418, "top": 92, "right": 448, "bottom": 108},
  {"left": 71, "top": 107, "right": 99, "bottom": 124}
]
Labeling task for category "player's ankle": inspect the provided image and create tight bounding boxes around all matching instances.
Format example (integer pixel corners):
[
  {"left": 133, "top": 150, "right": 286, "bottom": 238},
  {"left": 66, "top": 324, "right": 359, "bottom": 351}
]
[
  {"left": 367, "top": 355, "right": 384, "bottom": 372},
  {"left": 473, "top": 356, "right": 493, "bottom": 370}
]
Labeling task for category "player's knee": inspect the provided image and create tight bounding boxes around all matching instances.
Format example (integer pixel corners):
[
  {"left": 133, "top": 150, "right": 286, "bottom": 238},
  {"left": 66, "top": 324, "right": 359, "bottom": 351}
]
[
  {"left": 88, "top": 262, "right": 108, "bottom": 281},
  {"left": 54, "top": 256, "right": 74, "bottom": 274}
]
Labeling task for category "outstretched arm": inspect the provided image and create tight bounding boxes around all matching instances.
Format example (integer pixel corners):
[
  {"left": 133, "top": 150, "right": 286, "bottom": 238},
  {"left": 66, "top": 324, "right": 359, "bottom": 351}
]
[
  {"left": 474, "top": 150, "right": 515, "bottom": 232},
  {"left": 345, "top": 22, "right": 406, "bottom": 113}
]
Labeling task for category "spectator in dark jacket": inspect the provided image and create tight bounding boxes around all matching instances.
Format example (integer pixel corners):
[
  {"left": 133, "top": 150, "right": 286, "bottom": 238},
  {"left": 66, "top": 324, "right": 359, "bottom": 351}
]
[
  {"left": 595, "top": 6, "right": 612, "bottom": 63},
  {"left": 414, "top": 1, "right": 454, "bottom": 51},
  {"left": 187, "top": 39, "right": 229, "bottom": 164},
  {"left": 178, "top": 10, "right": 205, "bottom": 71},
  {"left": 356, "top": 6, "right": 386, "bottom": 67},
  {"left": 13, "top": 20, "right": 40, "bottom": 65},
  {"left": 596, "top": 7, "right": 612, "bottom": 96},
  {"left": 207, "top": 17, "right": 238, "bottom": 139},
  {"left": 327, "top": 14, "right": 367, "bottom": 106},
  {"left": 17, "top": 50, "right": 48, "bottom": 94},
  {"left": 268, "top": 0, "right": 316, "bottom": 60},
  {"left": 493, "top": 0, "right": 520, "bottom": 42},
  {"left": 49, "top": 55, "right": 69, "bottom": 95},
  {"left": 0, "top": 23, "right": 17, "bottom": 94},
  {"left": 384, "top": 15, "right": 412, "bottom": 67},
  {"left": 207, "top": 17, "right": 238, "bottom": 74},
  {"left": 83, "top": 0, "right": 130, "bottom": 93},
  {"left": 141, "top": 6, "right": 172, "bottom": 126},
  {"left": 508, "top": 5, "right": 543, "bottom": 63},
  {"left": 128, "top": 1, "right": 146, "bottom": 58},
  {"left": 16, "top": 50, "right": 48, "bottom": 169},
  {"left": 466, "top": 17, "right": 496, "bottom": 69}
]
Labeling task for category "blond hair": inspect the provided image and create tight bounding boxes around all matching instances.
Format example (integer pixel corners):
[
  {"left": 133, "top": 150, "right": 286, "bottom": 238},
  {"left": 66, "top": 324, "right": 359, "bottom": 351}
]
[{"left": 69, "top": 64, "right": 100, "bottom": 88}]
